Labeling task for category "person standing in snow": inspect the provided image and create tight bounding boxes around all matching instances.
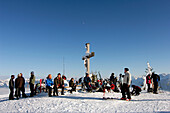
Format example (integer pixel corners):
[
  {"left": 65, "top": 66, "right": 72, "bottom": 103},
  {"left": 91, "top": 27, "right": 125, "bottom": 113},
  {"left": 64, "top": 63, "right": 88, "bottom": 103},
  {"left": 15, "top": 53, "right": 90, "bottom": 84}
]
[
  {"left": 15, "top": 74, "right": 23, "bottom": 99},
  {"left": 46, "top": 74, "right": 54, "bottom": 97},
  {"left": 9, "top": 75, "right": 15, "bottom": 100},
  {"left": 20, "top": 73, "right": 27, "bottom": 98},
  {"left": 29, "top": 71, "right": 35, "bottom": 97},
  {"left": 118, "top": 73, "right": 123, "bottom": 92},
  {"left": 151, "top": 72, "right": 160, "bottom": 94},
  {"left": 121, "top": 68, "right": 132, "bottom": 101},
  {"left": 146, "top": 74, "right": 152, "bottom": 92},
  {"left": 53, "top": 73, "right": 64, "bottom": 96}
]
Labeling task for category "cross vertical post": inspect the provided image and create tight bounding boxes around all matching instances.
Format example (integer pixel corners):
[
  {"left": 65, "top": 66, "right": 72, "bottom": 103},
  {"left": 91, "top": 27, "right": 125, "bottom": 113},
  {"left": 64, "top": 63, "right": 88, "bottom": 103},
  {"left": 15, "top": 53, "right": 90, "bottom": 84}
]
[{"left": 82, "top": 43, "right": 95, "bottom": 75}]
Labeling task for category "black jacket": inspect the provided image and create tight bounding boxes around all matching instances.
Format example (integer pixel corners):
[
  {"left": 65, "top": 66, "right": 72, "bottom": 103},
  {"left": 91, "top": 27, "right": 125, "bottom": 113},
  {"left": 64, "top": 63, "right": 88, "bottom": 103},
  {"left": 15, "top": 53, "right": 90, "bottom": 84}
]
[
  {"left": 151, "top": 74, "right": 160, "bottom": 83},
  {"left": 84, "top": 77, "right": 91, "bottom": 85},
  {"left": 9, "top": 79, "right": 14, "bottom": 89},
  {"left": 69, "top": 80, "right": 75, "bottom": 87}
]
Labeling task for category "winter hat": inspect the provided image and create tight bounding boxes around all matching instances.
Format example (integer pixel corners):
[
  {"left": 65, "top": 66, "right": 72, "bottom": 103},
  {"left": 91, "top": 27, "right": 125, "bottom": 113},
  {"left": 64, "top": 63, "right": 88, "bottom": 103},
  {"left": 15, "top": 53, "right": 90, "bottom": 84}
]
[
  {"left": 31, "top": 71, "right": 34, "bottom": 75},
  {"left": 86, "top": 73, "right": 89, "bottom": 76},
  {"left": 125, "top": 68, "right": 129, "bottom": 71},
  {"left": 18, "top": 73, "right": 21, "bottom": 77}
]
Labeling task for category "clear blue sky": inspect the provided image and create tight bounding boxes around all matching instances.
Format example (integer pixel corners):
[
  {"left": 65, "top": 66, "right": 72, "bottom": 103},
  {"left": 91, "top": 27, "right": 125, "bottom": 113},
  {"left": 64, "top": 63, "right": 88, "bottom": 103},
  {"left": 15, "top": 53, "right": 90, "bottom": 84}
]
[{"left": 0, "top": 0, "right": 170, "bottom": 79}]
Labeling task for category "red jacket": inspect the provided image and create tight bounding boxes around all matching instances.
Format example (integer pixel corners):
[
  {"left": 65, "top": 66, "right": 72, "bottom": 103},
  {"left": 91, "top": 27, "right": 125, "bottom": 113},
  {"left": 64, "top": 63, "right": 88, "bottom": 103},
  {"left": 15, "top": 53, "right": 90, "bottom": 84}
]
[{"left": 146, "top": 75, "right": 151, "bottom": 84}]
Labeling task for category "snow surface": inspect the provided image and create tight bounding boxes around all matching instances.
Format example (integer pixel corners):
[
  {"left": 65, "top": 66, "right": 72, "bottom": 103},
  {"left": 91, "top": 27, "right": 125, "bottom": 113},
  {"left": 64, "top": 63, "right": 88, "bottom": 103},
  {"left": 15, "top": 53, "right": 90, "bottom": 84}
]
[{"left": 0, "top": 90, "right": 170, "bottom": 113}]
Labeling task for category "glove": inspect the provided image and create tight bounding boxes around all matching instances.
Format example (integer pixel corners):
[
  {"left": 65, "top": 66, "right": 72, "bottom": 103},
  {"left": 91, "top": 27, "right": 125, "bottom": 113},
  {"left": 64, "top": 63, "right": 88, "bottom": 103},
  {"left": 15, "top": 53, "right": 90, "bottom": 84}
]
[{"left": 50, "top": 85, "right": 54, "bottom": 88}]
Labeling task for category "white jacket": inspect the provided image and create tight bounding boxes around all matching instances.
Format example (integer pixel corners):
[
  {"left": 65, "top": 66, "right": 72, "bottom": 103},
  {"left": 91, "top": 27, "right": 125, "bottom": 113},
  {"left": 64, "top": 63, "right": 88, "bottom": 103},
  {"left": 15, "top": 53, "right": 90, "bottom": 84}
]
[{"left": 123, "top": 71, "right": 131, "bottom": 85}]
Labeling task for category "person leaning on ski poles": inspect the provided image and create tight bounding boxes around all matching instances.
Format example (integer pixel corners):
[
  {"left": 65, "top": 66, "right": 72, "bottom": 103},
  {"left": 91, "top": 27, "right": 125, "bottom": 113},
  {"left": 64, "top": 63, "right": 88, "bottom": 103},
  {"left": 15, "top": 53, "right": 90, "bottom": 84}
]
[{"left": 121, "top": 68, "right": 132, "bottom": 101}]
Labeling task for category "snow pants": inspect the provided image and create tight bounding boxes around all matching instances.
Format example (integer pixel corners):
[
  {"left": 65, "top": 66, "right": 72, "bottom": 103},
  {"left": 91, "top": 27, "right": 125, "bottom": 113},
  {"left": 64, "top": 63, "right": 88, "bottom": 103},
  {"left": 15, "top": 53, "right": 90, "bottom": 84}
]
[
  {"left": 70, "top": 86, "right": 76, "bottom": 93},
  {"left": 121, "top": 83, "right": 131, "bottom": 99},
  {"left": 47, "top": 86, "right": 52, "bottom": 96},
  {"left": 9, "top": 88, "right": 14, "bottom": 100},
  {"left": 21, "top": 86, "right": 27, "bottom": 97},
  {"left": 153, "top": 82, "right": 158, "bottom": 93},
  {"left": 147, "top": 83, "right": 151, "bottom": 92},
  {"left": 53, "top": 86, "right": 64, "bottom": 96},
  {"left": 15, "top": 88, "right": 21, "bottom": 98},
  {"left": 30, "top": 83, "right": 34, "bottom": 96}
]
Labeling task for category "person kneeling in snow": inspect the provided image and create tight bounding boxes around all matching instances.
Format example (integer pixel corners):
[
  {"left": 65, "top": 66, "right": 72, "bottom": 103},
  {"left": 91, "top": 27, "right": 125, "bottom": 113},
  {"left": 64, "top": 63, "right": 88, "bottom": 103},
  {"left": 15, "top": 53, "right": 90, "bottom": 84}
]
[{"left": 131, "top": 85, "right": 141, "bottom": 96}]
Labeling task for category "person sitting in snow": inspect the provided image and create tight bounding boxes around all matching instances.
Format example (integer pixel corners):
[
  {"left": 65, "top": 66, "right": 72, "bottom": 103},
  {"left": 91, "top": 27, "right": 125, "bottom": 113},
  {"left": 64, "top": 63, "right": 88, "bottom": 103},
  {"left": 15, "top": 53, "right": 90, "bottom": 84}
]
[
  {"left": 84, "top": 73, "right": 92, "bottom": 92},
  {"left": 53, "top": 73, "right": 64, "bottom": 96},
  {"left": 69, "top": 78, "right": 77, "bottom": 93},
  {"left": 131, "top": 85, "right": 141, "bottom": 96},
  {"left": 62, "top": 75, "right": 67, "bottom": 80},
  {"left": 46, "top": 74, "right": 54, "bottom": 97}
]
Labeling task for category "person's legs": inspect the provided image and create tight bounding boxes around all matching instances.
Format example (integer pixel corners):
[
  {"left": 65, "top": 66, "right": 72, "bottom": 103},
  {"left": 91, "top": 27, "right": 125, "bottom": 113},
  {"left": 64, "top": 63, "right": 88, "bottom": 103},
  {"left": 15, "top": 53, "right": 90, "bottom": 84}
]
[
  {"left": 15, "top": 88, "right": 18, "bottom": 98},
  {"left": 126, "top": 84, "right": 131, "bottom": 99},
  {"left": 154, "top": 82, "right": 158, "bottom": 94},
  {"left": 73, "top": 86, "right": 76, "bottom": 92},
  {"left": 22, "top": 87, "right": 26, "bottom": 97},
  {"left": 9, "top": 88, "right": 14, "bottom": 100},
  {"left": 17, "top": 88, "right": 21, "bottom": 99},
  {"left": 147, "top": 84, "right": 150, "bottom": 92},
  {"left": 61, "top": 86, "right": 64, "bottom": 95},
  {"left": 30, "top": 84, "right": 34, "bottom": 96},
  {"left": 121, "top": 84, "right": 126, "bottom": 99},
  {"left": 53, "top": 86, "right": 56, "bottom": 96},
  {"left": 49, "top": 87, "right": 52, "bottom": 96},
  {"left": 47, "top": 86, "right": 52, "bottom": 97},
  {"left": 56, "top": 87, "right": 58, "bottom": 96}
]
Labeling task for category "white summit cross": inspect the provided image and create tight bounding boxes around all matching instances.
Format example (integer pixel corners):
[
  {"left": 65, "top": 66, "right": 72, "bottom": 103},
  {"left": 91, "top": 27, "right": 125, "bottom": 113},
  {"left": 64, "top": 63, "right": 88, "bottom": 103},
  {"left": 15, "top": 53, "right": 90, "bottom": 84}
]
[{"left": 82, "top": 43, "right": 95, "bottom": 75}]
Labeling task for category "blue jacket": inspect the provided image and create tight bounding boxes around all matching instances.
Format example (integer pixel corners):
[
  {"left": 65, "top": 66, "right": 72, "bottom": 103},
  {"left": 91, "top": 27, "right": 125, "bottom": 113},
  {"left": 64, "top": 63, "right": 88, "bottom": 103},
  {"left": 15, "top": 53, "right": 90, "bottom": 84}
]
[
  {"left": 46, "top": 78, "right": 54, "bottom": 87},
  {"left": 84, "top": 77, "right": 91, "bottom": 85}
]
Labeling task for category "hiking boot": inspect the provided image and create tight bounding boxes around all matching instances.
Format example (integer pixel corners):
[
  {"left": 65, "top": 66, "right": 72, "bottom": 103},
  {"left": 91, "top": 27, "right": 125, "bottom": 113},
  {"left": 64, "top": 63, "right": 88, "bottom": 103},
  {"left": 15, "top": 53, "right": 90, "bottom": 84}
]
[
  {"left": 121, "top": 98, "right": 126, "bottom": 100},
  {"left": 126, "top": 99, "right": 131, "bottom": 101}
]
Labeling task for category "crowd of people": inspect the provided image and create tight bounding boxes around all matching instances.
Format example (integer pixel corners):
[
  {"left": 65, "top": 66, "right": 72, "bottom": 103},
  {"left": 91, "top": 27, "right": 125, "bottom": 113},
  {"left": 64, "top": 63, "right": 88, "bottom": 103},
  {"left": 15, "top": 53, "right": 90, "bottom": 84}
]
[
  {"left": 8, "top": 68, "right": 160, "bottom": 101},
  {"left": 9, "top": 72, "right": 35, "bottom": 100}
]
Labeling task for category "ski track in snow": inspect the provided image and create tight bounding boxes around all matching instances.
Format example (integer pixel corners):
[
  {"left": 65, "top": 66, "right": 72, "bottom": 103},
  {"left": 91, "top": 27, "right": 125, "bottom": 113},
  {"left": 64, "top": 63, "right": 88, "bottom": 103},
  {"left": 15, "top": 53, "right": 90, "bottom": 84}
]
[{"left": 0, "top": 90, "right": 170, "bottom": 113}]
